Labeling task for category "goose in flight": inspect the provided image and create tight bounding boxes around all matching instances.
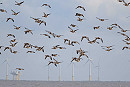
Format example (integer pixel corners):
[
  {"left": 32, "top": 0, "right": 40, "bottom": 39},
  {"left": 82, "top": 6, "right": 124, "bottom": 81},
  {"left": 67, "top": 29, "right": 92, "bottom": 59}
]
[
  {"left": 36, "top": 46, "right": 44, "bottom": 52},
  {"left": 24, "top": 28, "right": 33, "bottom": 35},
  {"left": 68, "top": 26, "right": 79, "bottom": 33},
  {"left": 75, "top": 13, "right": 84, "bottom": 17},
  {"left": 122, "top": 46, "right": 130, "bottom": 50},
  {"left": 71, "top": 41, "right": 80, "bottom": 46},
  {"left": 40, "top": 34, "right": 51, "bottom": 38},
  {"left": 10, "top": 42, "right": 18, "bottom": 47},
  {"left": 93, "top": 26, "right": 102, "bottom": 30},
  {"left": 11, "top": 10, "right": 20, "bottom": 16},
  {"left": 13, "top": 25, "right": 21, "bottom": 30},
  {"left": 45, "top": 30, "right": 56, "bottom": 38},
  {"left": 23, "top": 43, "right": 33, "bottom": 48},
  {"left": 4, "top": 47, "right": 11, "bottom": 51},
  {"left": 7, "top": 34, "right": 15, "bottom": 38},
  {"left": 48, "top": 58, "right": 61, "bottom": 67},
  {"left": 101, "top": 45, "right": 114, "bottom": 49},
  {"left": 81, "top": 36, "right": 88, "bottom": 41},
  {"left": 70, "top": 24, "right": 78, "bottom": 27},
  {"left": 71, "top": 57, "right": 82, "bottom": 62},
  {"left": 41, "top": 4, "right": 51, "bottom": 8},
  {"left": 16, "top": 68, "right": 24, "bottom": 70},
  {"left": 6, "top": 18, "right": 14, "bottom": 22},
  {"left": 45, "top": 55, "right": 52, "bottom": 60},
  {"left": 101, "top": 45, "right": 114, "bottom": 51},
  {"left": 26, "top": 51, "right": 35, "bottom": 53},
  {"left": 52, "top": 45, "right": 60, "bottom": 49},
  {"left": 42, "top": 12, "right": 50, "bottom": 18},
  {"left": 55, "top": 34, "right": 63, "bottom": 38},
  {"left": 95, "top": 37, "right": 103, "bottom": 43},
  {"left": 107, "top": 26, "right": 116, "bottom": 30},
  {"left": 0, "top": 9, "right": 7, "bottom": 13},
  {"left": 76, "top": 6, "right": 86, "bottom": 11},
  {"left": 15, "top": 1, "right": 24, "bottom": 6},
  {"left": 35, "top": 19, "right": 46, "bottom": 26},
  {"left": 77, "top": 17, "right": 84, "bottom": 22},
  {"left": 96, "top": 17, "right": 108, "bottom": 21},
  {"left": 51, "top": 54, "right": 59, "bottom": 57}
]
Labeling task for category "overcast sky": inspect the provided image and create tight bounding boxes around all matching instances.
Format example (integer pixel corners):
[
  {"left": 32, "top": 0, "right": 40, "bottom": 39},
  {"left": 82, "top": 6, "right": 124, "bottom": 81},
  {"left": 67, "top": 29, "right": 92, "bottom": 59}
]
[{"left": 0, "top": 0, "right": 130, "bottom": 81}]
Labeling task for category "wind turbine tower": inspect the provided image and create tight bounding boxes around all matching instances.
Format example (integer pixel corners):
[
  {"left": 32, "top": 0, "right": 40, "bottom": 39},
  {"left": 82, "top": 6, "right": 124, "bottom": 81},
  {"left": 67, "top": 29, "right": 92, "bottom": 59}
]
[
  {"left": 3, "top": 59, "right": 9, "bottom": 80},
  {"left": 72, "top": 61, "right": 75, "bottom": 81}
]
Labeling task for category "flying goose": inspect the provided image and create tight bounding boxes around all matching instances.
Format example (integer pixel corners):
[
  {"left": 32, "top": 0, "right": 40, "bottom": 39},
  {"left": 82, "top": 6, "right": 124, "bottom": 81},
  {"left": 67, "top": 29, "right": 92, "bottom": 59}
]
[
  {"left": 76, "top": 6, "right": 86, "bottom": 11},
  {"left": 35, "top": 19, "right": 46, "bottom": 26},
  {"left": 93, "top": 26, "right": 101, "bottom": 30},
  {"left": 95, "top": 37, "right": 103, "bottom": 43},
  {"left": 0, "top": 9, "right": 7, "bottom": 13},
  {"left": 107, "top": 26, "right": 116, "bottom": 30},
  {"left": 75, "top": 13, "right": 84, "bottom": 17},
  {"left": 40, "top": 34, "right": 51, "bottom": 38},
  {"left": 10, "top": 42, "right": 18, "bottom": 47},
  {"left": 36, "top": 46, "right": 44, "bottom": 52},
  {"left": 77, "top": 17, "right": 84, "bottom": 22},
  {"left": 24, "top": 28, "right": 33, "bottom": 35},
  {"left": 122, "top": 46, "right": 130, "bottom": 50},
  {"left": 76, "top": 48, "right": 88, "bottom": 54},
  {"left": 41, "top": 4, "right": 51, "bottom": 8},
  {"left": 4, "top": 47, "right": 11, "bottom": 51},
  {"left": 6, "top": 18, "right": 14, "bottom": 22},
  {"left": 13, "top": 25, "right": 21, "bottom": 30},
  {"left": 53, "top": 58, "right": 61, "bottom": 67},
  {"left": 45, "top": 30, "right": 55, "bottom": 38},
  {"left": 96, "top": 17, "right": 108, "bottom": 21},
  {"left": 81, "top": 36, "right": 88, "bottom": 41},
  {"left": 51, "top": 54, "right": 59, "bottom": 57},
  {"left": 70, "top": 24, "right": 78, "bottom": 27},
  {"left": 52, "top": 45, "right": 60, "bottom": 49},
  {"left": 42, "top": 12, "right": 50, "bottom": 18},
  {"left": 71, "top": 57, "right": 82, "bottom": 62},
  {"left": 16, "top": 68, "right": 24, "bottom": 70},
  {"left": 68, "top": 26, "right": 79, "bottom": 33},
  {"left": 15, "top": 1, "right": 24, "bottom": 6},
  {"left": 45, "top": 55, "right": 52, "bottom": 60},
  {"left": 101, "top": 45, "right": 114, "bottom": 49},
  {"left": 79, "top": 52, "right": 89, "bottom": 58},
  {"left": 55, "top": 34, "right": 63, "bottom": 38},
  {"left": 26, "top": 51, "right": 35, "bottom": 53},
  {"left": 23, "top": 43, "right": 33, "bottom": 48},
  {"left": 11, "top": 10, "right": 20, "bottom": 16},
  {"left": 71, "top": 41, "right": 80, "bottom": 46},
  {"left": 7, "top": 34, "right": 15, "bottom": 38}
]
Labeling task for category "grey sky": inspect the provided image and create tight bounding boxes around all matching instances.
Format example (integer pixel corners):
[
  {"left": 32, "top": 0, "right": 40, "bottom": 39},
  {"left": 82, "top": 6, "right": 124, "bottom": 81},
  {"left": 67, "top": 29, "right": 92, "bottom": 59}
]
[{"left": 0, "top": 0, "right": 130, "bottom": 81}]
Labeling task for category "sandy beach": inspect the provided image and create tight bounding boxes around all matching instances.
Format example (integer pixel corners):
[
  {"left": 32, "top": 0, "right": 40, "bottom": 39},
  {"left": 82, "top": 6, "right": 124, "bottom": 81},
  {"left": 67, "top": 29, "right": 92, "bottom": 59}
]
[{"left": 0, "top": 80, "right": 130, "bottom": 87}]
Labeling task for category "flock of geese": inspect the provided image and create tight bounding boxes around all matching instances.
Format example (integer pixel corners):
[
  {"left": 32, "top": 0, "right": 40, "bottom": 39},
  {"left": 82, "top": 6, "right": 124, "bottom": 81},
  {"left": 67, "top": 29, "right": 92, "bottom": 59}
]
[{"left": 0, "top": 0, "right": 130, "bottom": 76}]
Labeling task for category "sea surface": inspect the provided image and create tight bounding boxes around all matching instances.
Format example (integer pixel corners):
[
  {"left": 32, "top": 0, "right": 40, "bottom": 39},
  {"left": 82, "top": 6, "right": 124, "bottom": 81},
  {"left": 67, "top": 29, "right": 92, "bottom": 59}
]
[{"left": 0, "top": 80, "right": 130, "bottom": 87}]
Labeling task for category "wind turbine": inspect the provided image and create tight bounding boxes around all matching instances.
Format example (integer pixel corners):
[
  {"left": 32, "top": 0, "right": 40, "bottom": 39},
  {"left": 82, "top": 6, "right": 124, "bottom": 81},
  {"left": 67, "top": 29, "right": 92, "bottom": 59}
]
[
  {"left": 85, "top": 58, "right": 93, "bottom": 81},
  {"left": 3, "top": 58, "right": 10, "bottom": 80}
]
